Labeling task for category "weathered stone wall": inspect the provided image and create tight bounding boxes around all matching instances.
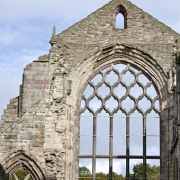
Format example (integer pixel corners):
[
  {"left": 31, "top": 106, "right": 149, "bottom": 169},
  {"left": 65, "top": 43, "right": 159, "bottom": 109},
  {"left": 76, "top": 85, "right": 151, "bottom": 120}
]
[
  {"left": 1, "top": 97, "right": 19, "bottom": 124},
  {"left": 0, "top": 56, "right": 50, "bottom": 179},
  {"left": 49, "top": 0, "right": 180, "bottom": 178},
  {"left": 0, "top": 0, "right": 180, "bottom": 179},
  {"left": 52, "top": 0, "right": 179, "bottom": 73},
  {"left": 21, "top": 56, "right": 49, "bottom": 116},
  {"left": 67, "top": 44, "right": 170, "bottom": 179}
]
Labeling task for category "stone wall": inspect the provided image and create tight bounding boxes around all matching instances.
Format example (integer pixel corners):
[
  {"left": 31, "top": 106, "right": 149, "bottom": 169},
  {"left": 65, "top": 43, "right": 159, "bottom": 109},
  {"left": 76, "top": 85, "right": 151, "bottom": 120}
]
[
  {"left": 1, "top": 97, "right": 19, "bottom": 124},
  {"left": 21, "top": 56, "right": 49, "bottom": 116},
  {"left": 52, "top": 0, "right": 179, "bottom": 73},
  {"left": 0, "top": 0, "right": 180, "bottom": 179}
]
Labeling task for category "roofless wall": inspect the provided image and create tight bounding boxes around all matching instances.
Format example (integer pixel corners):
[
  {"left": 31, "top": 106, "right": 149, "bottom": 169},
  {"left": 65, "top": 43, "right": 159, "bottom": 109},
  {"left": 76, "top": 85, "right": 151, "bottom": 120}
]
[{"left": 0, "top": 0, "right": 180, "bottom": 179}]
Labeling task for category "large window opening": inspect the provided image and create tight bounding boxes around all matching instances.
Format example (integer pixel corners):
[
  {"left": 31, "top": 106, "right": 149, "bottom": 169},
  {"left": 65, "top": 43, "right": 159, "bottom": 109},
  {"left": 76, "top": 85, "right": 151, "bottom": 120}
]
[{"left": 79, "top": 63, "right": 160, "bottom": 179}]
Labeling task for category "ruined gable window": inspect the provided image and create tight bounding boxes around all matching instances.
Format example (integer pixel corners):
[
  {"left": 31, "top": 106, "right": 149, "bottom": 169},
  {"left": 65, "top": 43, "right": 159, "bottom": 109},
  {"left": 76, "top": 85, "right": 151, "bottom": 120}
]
[
  {"left": 115, "top": 4, "right": 127, "bottom": 29},
  {"left": 116, "top": 13, "right": 125, "bottom": 29},
  {"left": 79, "top": 63, "right": 160, "bottom": 179}
]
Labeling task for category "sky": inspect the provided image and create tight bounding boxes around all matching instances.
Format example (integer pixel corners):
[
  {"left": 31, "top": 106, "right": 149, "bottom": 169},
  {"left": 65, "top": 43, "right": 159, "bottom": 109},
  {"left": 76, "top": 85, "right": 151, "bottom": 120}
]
[
  {"left": 0, "top": 0, "right": 179, "bottom": 176},
  {"left": 0, "top": 0, "right": 180, "bottom": 118}
]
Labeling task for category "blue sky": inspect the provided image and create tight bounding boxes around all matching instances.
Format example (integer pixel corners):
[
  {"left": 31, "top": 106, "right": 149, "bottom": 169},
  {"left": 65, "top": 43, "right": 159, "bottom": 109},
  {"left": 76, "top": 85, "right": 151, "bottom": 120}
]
[{"left": 0, "top": 0, "right": 180, "bottom": 117}]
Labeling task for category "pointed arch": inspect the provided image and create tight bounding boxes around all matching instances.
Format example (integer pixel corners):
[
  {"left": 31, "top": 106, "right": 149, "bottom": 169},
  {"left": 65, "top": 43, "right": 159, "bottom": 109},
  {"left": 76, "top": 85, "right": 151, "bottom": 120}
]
[
  {"left": 68, "top": 43, "right": 168, "bottom": 178},
  {"left": 114, "top": 4, "right": 127, "bottom": 29},
  {"left": 116, "top": 13, "right": 125, "bottom": 29},
  {"left": 1, "top": 151, "right": 46, "bottom": 180}
]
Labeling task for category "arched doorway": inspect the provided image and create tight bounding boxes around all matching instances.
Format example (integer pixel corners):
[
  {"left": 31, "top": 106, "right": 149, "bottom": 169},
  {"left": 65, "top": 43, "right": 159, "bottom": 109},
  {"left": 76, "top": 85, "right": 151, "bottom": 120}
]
[{"left": 1, "top": 151, "right": 45, "bottom": 180}]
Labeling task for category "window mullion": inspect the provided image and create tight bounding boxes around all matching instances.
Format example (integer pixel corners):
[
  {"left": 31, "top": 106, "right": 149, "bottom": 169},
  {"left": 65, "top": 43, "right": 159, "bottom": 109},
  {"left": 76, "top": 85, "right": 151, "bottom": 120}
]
[
  {"left": 92, "top": 116, "right": 96, "bottom": 179},
  {"left": 126, "top": 116, "right": 130, "bottom": 178},
  {"left": 109, "top": 116, "right": 113, "bottom": 179},
  {"left": 143, "top": 116, "right": 146, "bottom": 179},
  {"left": 80, "top": 63, "right": 161, "bottom": 179}
]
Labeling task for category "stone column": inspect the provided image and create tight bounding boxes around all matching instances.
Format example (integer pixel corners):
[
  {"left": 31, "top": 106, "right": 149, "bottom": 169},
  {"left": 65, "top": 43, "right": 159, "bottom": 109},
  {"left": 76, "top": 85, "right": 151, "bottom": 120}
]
[
  {"left": 176, "top": 52, "right": 180, "bottom": 123},
  {"left": 175, "top": 52, "right": 180, "bottom": 180}
]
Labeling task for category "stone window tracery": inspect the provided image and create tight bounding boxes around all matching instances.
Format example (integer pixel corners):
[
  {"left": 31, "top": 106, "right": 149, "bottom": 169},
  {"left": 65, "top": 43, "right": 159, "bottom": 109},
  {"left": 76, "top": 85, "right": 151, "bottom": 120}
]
[
  {"left": 10, "top": 168, "right": 33, "bottom": 180},
  {"left": 79, "top": 63, "right": 160, "bottom": 179}
]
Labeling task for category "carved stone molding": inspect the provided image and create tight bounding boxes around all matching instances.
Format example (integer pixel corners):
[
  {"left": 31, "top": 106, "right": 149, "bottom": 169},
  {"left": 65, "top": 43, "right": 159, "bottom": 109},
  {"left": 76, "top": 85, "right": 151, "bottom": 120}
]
[{"left": 1, "top": 151, "right": 45, "bottom": 180}]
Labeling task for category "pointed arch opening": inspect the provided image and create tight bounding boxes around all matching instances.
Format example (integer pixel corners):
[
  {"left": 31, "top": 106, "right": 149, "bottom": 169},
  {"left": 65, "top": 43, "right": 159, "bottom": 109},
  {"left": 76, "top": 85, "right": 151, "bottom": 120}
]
[
  {"left": 78, "top": 62, "right": 161, "bottom": 179},
  {"left": 115, "top": 4, "right": 127, "bottom": 29},
  {"left": 116, "top": 13, "right": 125, "bottom": 29},
  {"left": 10, "top": 168, "right": 33, "bottom": 180},
  {"left": 2, "top": 151, "right": 46, "bottom": 180}
]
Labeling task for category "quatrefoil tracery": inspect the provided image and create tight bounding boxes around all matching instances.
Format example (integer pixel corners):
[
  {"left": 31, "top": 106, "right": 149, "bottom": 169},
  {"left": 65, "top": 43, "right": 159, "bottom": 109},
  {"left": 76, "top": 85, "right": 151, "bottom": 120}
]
[{"left": 81, "top": 63, "right": 160, "bottom": 116}]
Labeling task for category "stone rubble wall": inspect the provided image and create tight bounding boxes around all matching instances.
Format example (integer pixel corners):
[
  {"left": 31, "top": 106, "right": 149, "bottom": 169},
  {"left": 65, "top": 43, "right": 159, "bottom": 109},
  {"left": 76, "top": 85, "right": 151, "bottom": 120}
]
[
  {"left": 0, "top": 0, "right": 180, "bottom": 179},
  {"left": 21, "top": 59, "right": 49, "bottom": 116},
  {"left": 53, "top": 0, "right": 179, "bottom": 73},
  {"left": 48, "top": 0, "right": 180, "bottom": 177},
  {"left": 1, "top": 97, "right": 19, "bottom": 124}
]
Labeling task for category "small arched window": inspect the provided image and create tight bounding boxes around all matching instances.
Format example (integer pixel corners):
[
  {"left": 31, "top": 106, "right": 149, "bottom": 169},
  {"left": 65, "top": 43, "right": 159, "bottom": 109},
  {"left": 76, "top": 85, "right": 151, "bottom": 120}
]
[
  {"left": 116, "top": 13, "right": 125, "bottom": 29},
  {"left": 115, "top": 5, "right": 127, "bottom": 29}
]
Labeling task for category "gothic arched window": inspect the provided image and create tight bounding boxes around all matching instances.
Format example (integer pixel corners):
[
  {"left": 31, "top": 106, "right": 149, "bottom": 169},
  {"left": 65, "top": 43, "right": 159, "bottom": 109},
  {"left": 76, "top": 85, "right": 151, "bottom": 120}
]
[
  {"left": 79, "top": 63, "right": 160, "bottom": 179},
  {"left": 116, "top": 13, "right": 125, "bottom": 29},
  {"left": 115, "top": 5, "right": 127, "bottom": 29}
]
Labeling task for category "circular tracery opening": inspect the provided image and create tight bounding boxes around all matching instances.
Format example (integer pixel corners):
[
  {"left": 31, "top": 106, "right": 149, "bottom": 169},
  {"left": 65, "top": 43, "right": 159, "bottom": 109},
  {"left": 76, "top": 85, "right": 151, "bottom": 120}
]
[
  {"left": 81, "top": 63, "right": 160, "bottom": 116},
  {"left": 79, "top": 63, "right": 160, "bottom": 179}
]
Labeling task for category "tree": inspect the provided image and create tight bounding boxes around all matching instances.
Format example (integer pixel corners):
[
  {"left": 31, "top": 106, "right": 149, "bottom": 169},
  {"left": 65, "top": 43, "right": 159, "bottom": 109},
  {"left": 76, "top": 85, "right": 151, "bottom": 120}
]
[
  {"left": 96, "top": 171, "right": 126, "bottom": 180},
  {"left": 10, "top": 169, "right": 33, "bottom": 180},
  {"left": 79, "top": 166, "right": 91, "bottom": 176},
  {"left": 112, "top": 172, "right": 126, "bottom": 180},
  {"left": 130, "top": 163, "right": 160, "bottom": 180},
  {"left": 79, "top": 166, "right": 91, "bottom": 180},
  {"left": 146, "top": 164, "right": 160, "bottom": 180}
]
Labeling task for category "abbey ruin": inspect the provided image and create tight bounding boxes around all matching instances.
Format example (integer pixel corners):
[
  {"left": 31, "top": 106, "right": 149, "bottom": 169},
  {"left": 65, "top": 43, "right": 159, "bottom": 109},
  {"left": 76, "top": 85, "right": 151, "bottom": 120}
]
[{"left": 0, "top": 0, "right": 180, "bottom": 179}]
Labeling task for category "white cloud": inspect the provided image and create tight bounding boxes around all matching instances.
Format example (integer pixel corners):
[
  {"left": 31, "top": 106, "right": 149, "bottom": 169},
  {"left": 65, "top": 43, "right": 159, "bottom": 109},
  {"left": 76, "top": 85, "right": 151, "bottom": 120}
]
[
  {"left": 96, "top": 159, "right": 109, "bottom": 174},
  {"left": 0, "top": 21, "right": 52, "bottom": 50},
  {"left": 113, "top": 159, "right": 126, "bottom": 176},
  {"left": 0, "top": 49, "right": 47, "bottom": 78},
  {"left": 147, "top": 159, "right": 160, "bottom": 166},
  {"left": 0, "top": 47, "right": 47, "bottom": 117},
  {"left": 0, "top": 0, "right": 179, "bottom": 33},
  {"left": 130, "top": 0, "right": 180, "bottom": 33},
  {"left": 0, "top": 0, "right": 110, "bottom": 23},
  {"left": 0, "top": 0, "right": 179, "bottom": 119},
  {"left": 0, "top": 77, "right": 21, "bottom": 119}
]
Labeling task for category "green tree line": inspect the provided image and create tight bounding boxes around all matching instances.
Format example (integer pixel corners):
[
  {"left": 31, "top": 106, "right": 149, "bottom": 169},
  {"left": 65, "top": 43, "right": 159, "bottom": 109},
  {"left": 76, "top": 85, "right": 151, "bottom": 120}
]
[
  {"left": 79, "top": 163, "right": 160, "bottom": 180},
  {"left": 9, "top": 163, "right": 160, "bottom": 180}
]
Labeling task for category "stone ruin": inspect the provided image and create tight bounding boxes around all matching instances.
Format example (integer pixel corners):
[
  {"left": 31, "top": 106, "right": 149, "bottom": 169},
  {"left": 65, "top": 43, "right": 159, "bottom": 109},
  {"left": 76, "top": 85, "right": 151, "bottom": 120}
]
[{"left": 0, "top": 0, "right": 180, "bottom": 179}]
